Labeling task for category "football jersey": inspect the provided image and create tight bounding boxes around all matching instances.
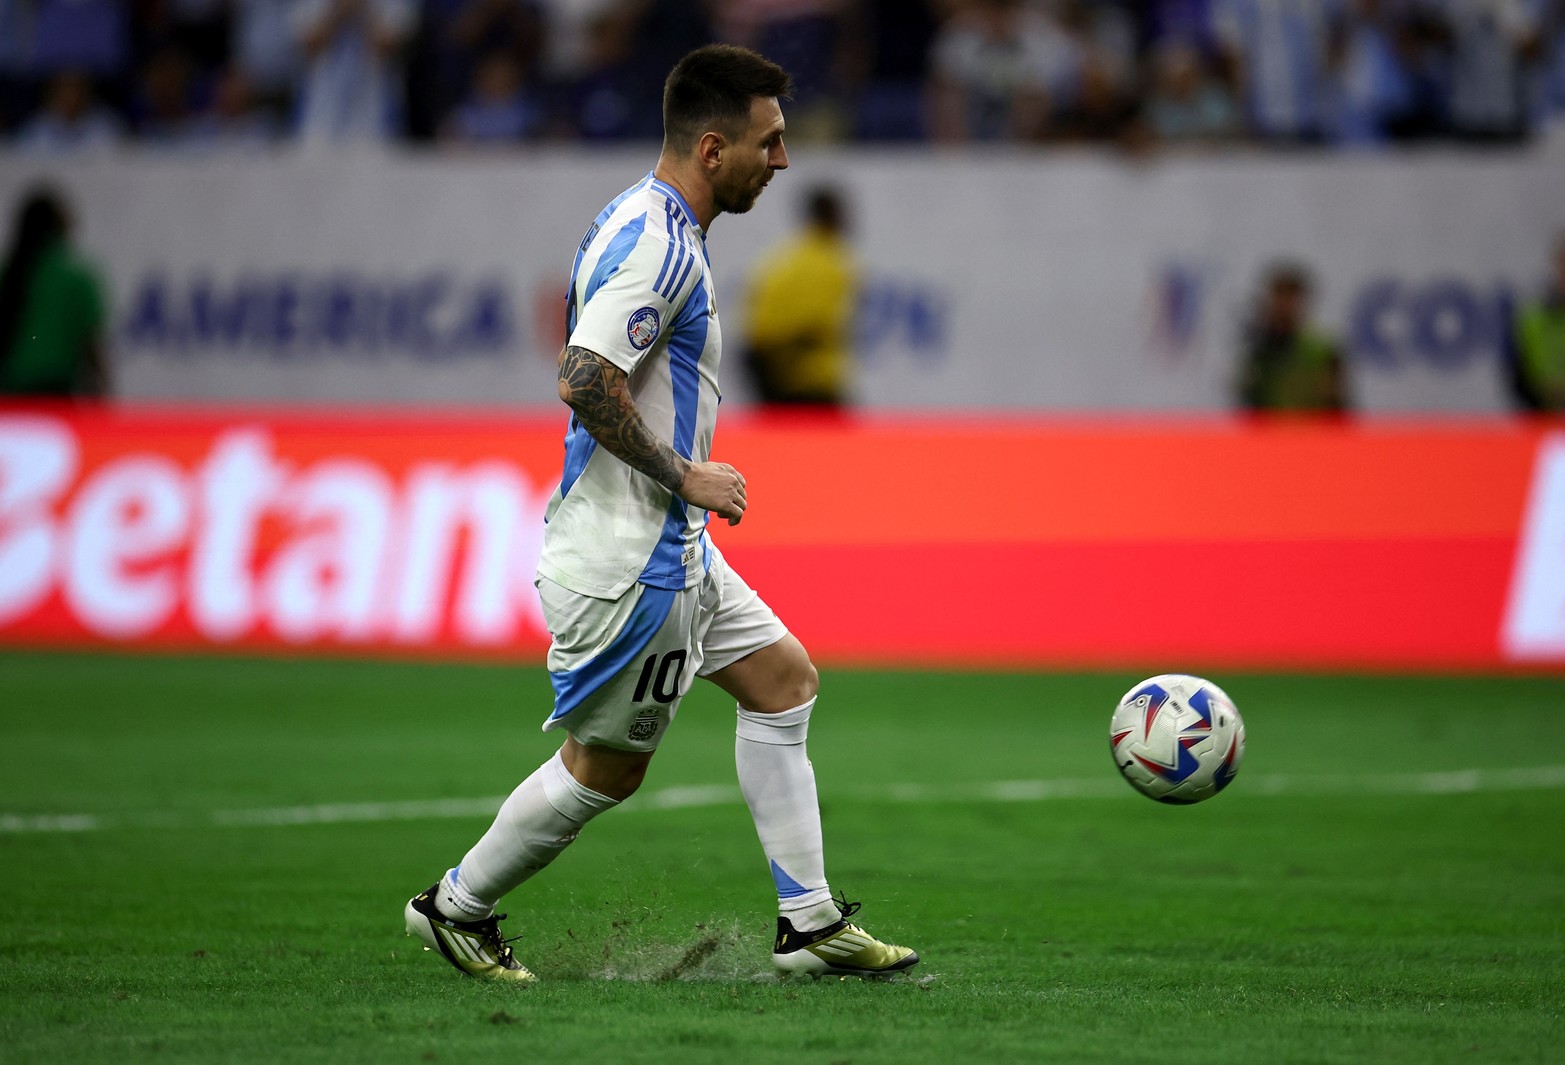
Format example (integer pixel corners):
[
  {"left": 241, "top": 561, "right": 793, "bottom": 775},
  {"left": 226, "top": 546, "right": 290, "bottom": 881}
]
[{"left": 537, "top": 172, "right": 722, "bottom": 599}]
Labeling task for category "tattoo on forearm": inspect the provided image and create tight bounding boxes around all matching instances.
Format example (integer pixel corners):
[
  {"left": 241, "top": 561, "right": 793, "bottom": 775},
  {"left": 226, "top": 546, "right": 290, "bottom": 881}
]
[{"left": 558, "top": 345, "right": 688, "bottom": 493}]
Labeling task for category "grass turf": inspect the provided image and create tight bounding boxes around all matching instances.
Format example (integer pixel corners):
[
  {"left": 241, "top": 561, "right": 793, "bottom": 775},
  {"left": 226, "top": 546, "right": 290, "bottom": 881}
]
[{"left": 0, "top": 651, "right": 1561, "bottom": 1064}]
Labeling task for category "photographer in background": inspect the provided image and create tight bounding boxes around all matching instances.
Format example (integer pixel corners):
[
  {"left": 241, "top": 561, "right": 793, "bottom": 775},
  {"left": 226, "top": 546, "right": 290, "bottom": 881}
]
[
  {"left": 742, "top": 185, "right": 857, "bottom": 408},
  {"left": 1506, "top": 233, "right": 1565, "bottom": 412},
  {"left": 1235, "top": 261, "right": 1349, "bottom": 414},
  {"left": 0, "top": 187, "right": 109, "bottom": 398}
]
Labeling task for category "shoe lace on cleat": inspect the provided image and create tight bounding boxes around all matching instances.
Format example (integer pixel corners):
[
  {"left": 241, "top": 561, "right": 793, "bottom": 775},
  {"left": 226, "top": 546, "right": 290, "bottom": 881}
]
[
  {"left": 831, "top": 894, "right": 862, "bottom": 922},
  {"left": 471, "top": 913, "right": 523, "bottom": 964}
]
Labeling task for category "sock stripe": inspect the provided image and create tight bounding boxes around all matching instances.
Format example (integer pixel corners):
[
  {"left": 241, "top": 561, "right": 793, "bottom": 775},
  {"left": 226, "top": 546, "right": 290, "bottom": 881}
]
[{"left": 771, "top": 860, "right": 816, "bottom": 899}]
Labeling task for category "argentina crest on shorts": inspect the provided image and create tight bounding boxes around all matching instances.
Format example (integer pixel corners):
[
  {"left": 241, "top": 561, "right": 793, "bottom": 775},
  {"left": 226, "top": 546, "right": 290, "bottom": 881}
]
[
  {"left": 627, "top": 306, "right": 661, "bottom": 350},
  {"left": 628, "top": 707, "right": 661, "bottom": 742}
]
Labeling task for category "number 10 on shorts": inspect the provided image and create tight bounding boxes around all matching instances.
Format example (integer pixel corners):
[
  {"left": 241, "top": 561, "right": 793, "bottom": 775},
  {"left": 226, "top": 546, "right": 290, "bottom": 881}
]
[{"left": 631, "top": 650, "right": 688, "bottom": 704}]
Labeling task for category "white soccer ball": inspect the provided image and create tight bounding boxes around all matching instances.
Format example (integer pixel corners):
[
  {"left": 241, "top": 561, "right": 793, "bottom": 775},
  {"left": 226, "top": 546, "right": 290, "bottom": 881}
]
[{"left": 1110, "top": 674, "right": 1245, "bottom": 804}]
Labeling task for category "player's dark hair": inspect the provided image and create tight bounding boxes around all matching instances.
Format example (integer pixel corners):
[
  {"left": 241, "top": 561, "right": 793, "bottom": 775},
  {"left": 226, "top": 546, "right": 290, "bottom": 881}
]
[
  {"left": 662, "top": 45, "right": 792, "bottom": 153},
  {"left": 0, "top": 186, "right": 71, "bottom": 364}
]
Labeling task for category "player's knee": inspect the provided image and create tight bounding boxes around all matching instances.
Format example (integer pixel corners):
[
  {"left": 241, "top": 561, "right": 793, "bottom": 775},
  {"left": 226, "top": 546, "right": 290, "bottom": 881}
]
[
  {"left": 764, "top": 655, "right": 818, "bottom": 711},
  {"left": 585, "top": 757, "right": 649, "bottom": 802},
  {"left": 718, "top": 637, "right": 819, "bottom": 713},
  {"left": 562, "top": 738, "right": 654, "bottom": 801},
  {"left": 609, "top": 759, "right": 651, "bottom": 799},
  {"left": 795, "top": 657, "right": 820, "bottom": 706}
]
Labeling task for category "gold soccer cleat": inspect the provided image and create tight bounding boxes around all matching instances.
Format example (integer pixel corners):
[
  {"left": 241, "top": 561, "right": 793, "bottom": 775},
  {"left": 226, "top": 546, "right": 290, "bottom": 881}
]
[
  {"left": 771, "top": 898, "right": 919, "bottom": 979},
  {"left": 404, "top": 883, "right": 536, "bottom": 984}
]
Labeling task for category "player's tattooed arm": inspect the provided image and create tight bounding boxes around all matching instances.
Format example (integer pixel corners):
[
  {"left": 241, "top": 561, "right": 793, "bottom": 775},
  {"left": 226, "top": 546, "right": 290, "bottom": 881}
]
[
  {"left": 557, "top": 344, "right": 689, "bottom": 493},
  {"left": 556, "top": 344, "right": 749, "bottom": 523}
]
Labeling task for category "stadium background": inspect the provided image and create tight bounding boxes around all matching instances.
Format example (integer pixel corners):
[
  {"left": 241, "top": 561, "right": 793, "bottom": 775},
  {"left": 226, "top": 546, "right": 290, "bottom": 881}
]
[
  {"left": 2, "top": 146, "right": 1564, "bottom": 667},
  {"left": 3, "top": 5, "right": 1565, "bottom": 1062}
]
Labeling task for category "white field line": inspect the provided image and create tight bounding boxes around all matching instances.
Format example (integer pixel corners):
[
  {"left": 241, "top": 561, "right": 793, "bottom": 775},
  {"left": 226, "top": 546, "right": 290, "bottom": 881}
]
[{"left": 3, "top": 765, "right": 1564, "bottom": 835}]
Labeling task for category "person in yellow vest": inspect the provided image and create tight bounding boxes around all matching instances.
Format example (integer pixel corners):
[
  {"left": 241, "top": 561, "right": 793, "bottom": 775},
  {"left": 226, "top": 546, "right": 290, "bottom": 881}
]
[
  {"left": 742, "top": 185, "right": 856, "bottom": 407},
  {"left": 1507, "top": 235, "right": 1565, "bottom": 412},
  {"left": 1235, "top": 262, "right": 1348, "bottom": 414}
]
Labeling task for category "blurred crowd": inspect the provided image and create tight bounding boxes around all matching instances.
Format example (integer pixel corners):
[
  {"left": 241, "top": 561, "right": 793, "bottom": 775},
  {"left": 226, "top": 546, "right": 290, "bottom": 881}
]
[{"left": 1, "top": 0, "right": 1564, "bottom": 152}]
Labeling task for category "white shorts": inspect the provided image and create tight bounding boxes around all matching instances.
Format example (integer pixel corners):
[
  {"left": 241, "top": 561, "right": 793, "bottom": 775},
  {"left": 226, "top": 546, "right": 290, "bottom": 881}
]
[{"left": 536, "top": 546, "right": 789, "bottom": 751}]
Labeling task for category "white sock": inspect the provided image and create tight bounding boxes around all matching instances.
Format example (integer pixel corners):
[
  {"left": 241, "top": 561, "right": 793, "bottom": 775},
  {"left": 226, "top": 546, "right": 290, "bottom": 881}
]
[
  {"left": 735, "top": 698, "right": 840, "bottom": 932},
  {"left": 435, "top": 749, "right": 618, "bottom": 923}
]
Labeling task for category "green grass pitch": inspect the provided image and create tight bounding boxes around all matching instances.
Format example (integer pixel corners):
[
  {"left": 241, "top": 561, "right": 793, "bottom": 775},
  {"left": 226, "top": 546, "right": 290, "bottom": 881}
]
[{"left": 1, "top": 650, "right": 1561, "bottom": 1064}]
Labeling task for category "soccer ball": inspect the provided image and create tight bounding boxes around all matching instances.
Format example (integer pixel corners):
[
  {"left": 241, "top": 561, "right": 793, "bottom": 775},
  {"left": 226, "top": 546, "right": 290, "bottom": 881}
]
[{"left": 1110, "top": 674, "right": 1245, "bottom": 804}]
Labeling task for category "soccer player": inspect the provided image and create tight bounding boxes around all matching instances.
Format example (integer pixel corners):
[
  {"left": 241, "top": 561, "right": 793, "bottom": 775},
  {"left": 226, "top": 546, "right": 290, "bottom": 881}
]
[{"left": 404, "top": 44, "right": 919, "bottom": 983}]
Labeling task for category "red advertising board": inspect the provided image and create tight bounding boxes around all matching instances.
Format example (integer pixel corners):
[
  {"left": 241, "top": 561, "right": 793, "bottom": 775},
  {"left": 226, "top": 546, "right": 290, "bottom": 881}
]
[{"left": 2, "top": 404, "right": 1562, "bottom": 671}]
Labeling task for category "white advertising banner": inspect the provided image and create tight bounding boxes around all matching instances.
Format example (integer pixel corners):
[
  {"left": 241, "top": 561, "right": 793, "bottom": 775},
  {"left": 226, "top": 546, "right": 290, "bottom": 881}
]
[{"left": 2, "top": 144, "right": 1560, "bottom": 411}]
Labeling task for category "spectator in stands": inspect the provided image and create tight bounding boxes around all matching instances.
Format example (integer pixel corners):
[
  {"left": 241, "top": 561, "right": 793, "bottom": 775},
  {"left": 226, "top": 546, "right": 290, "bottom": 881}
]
[
  {"left": 530, "top": 0, "right": 621, "bottom": 88},
  {"left": 1050, "top": 1, "right": 1143, "bottom": 145},
  {"left": 3, "top": 0, "right": 1564, "bottom": 150},
  {"left": 134, "top": 46, "right": 201, "bottom": 144},
  {"left": 407, "top": 0, "right": 544, "bottom": 141},
  {"left": 928, "top": 0, "right": 1079, "bottom": 142},
  {"left": 717, "top": 0, "right": 849, "bottom": 139},
  {"left": 1060, "top": 0, "right": 1139, "bottom": 83},
  {"left": 1209, "top": 0, "right": 1345, "bottom": 143},
  {"left": 1235, "top": 262, "right": 1350, "bottom": 413},
  {"left": 232, "top": 0, "right": 306, "bottom": 124},
  {"left": 841, "top": 0, "right": 939, "bottom": 141},
  {"left": 441, "top": 49, "right": 544, "bottom": 143},
  {"left": 1506, "top": 233, "right": 1565, "bottom": 412},
  {"left": 1530, "top": 0, "right": 1565, "bottom": 129},
  {"left": 292, "top": 0, "right": 415, "bottom": 143},
  {"left": 561, "top": 9, "right": 644, "bottom": 140},
  {"left": 549, "top": 0, "right": 715, "bottom": 141},
  {"left": 1051, "top": 47, "right": 1146, "bottom": 144},
  {"left": 1529, "top": 1, "right": 1565, "bottom": 121},
  {"left": 15, "top": 70, "right": 124, "bottom": 153},
  {"left": 1335, "top": 0, "right": 1422, "bottom": 145},
  {"left": 188, "top": 64, "right": 283, "bottom": 149},
  {"left": 444, "top": 0, "right": 546, "bottom": 74},
  {"left": 617, "top": 0, "right": 716, "bottom": 135},
  {"left": 1145, "top": 37, "right": 1241, "bottom": 144},
  {"left": 743, "top": 186, "right": 858, "bottom": 408},
  {"left": 1418, "top": 0, "right": 1537, "bottom": 140},
  {"left": 0, "top": 187, "right": 108, "bottom": 398}
]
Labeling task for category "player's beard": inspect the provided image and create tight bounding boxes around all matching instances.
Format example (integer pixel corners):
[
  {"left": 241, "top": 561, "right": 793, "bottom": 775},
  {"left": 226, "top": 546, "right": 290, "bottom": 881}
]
[{"left": 714, "top": 171, "right": 770, "bottom": 216}]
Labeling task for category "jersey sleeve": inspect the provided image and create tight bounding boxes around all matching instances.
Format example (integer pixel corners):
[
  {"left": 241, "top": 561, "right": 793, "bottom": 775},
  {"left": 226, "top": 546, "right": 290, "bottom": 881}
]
[{"left": 568, "top": 223, "right": 700, "bottom": 377}]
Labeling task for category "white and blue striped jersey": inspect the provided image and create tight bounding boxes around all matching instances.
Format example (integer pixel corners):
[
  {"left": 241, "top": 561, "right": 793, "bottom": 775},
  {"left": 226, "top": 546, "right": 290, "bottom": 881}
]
[
  {"left": 537, "top": 172, "right": 722, "bottom": 599},
  {"left": 1210, "top": 0, "right": 1343, "bottom": 138}
]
